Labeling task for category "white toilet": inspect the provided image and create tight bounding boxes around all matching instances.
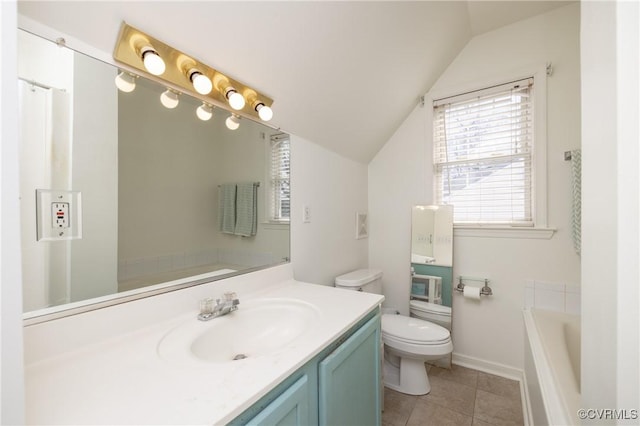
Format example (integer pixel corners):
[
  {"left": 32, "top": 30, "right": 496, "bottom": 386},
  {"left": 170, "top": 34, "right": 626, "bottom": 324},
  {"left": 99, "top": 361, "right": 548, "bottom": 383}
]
[{"left": 335, "top": 269, "right": 453, "bottom": 395}]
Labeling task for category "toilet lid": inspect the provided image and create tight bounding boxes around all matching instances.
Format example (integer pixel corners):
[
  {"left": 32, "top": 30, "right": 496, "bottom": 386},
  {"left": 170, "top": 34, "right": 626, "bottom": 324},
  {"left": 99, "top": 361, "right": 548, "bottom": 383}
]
[
  {"left": 381, "top": 314, "right": 450, "bottom": 344},
  {"left": 410, "top": 300, "right": 451, "bottom": 316}
]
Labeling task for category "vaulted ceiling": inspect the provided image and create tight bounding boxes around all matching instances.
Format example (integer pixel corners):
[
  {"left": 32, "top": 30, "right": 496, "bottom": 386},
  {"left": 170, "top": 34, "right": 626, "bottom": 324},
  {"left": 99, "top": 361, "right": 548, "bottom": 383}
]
[{"left": 18, "top": 1, "right": 572, "bottom": 163}]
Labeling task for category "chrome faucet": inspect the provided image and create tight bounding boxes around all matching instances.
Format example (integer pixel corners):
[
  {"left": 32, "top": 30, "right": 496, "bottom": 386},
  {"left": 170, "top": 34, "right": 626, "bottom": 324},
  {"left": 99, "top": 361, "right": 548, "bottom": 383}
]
[{"left": 198, "top": 292, "right": 239, "bottom": 321}]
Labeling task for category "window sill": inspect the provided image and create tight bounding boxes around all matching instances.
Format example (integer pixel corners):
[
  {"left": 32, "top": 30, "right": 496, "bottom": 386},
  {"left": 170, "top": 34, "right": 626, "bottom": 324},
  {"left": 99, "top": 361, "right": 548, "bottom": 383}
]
[
  {"left": 261, "top": 221, "right": 290, "bottom": 230},
  {"left": 453, "top": 226, "right": 556, "bottom": 239}
]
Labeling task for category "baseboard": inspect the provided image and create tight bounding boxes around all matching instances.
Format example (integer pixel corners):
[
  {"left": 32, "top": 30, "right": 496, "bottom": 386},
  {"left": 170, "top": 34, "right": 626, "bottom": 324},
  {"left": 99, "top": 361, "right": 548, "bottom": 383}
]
[
  {"left": 452, "top": 352, "right": 533, "bottom": 426},
  {"left": 451, "top": 352, "right": 521, "bottom": 380}
]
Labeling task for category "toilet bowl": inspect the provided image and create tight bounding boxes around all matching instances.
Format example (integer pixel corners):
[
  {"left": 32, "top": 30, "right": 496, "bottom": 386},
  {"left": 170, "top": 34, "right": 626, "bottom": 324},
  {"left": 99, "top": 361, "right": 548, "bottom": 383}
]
[
  {"left": 334, "top": 269, "right": 453, "bottom": 395},
  {"left": 381, "top": 313, "right": 452, "bottom": 394}
]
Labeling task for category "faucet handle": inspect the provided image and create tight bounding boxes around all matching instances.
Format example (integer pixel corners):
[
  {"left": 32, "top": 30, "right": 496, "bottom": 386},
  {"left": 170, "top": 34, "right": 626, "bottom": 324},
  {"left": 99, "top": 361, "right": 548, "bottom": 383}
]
[
  {"left": 199, "top": 297, "right": 215, "bottom": 316},
  {"left": 224, "top": 292, "right": 240, "bottom": 306}
]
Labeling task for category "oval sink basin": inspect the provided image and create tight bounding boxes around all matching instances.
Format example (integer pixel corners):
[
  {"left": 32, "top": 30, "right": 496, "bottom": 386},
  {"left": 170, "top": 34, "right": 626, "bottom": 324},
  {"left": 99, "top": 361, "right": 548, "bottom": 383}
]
[{"left": 158, "top": 298, "right": 321, "bottom": 364}]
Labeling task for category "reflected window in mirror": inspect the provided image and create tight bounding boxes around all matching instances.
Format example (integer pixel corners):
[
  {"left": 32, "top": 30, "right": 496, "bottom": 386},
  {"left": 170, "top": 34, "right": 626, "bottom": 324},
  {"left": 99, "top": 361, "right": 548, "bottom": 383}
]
[{"left": 268, "top": 134, "right": 290, "bottom": 223}]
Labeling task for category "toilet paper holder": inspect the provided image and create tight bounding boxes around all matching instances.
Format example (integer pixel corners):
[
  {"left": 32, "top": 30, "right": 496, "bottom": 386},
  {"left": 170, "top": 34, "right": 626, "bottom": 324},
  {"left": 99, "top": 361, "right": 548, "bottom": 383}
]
[{"left": 455, "top": 276, "right": 493, "bottom": 296}]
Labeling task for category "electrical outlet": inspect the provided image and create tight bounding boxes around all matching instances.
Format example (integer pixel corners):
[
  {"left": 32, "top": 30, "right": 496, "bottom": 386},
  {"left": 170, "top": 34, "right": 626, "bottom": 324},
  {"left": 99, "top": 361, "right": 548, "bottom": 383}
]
[
  {"left": 303, "top": 205, "right": 311, "bottom": 223},
  {"left": 52, "top": 202, "right": 70, "bottom": 228},
  {"left": 36, "top": 189, "right": 82, "bottom": 241}
]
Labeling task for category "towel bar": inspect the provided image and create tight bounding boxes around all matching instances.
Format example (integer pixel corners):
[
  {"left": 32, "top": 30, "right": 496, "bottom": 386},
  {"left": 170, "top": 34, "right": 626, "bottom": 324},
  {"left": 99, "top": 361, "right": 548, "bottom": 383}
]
[{"left": 217, "top": 182, "right": 260, "bottom": 187}]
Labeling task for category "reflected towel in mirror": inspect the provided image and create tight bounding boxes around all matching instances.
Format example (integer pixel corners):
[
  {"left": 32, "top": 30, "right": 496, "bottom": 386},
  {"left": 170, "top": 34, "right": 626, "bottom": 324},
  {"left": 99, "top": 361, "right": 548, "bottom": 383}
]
[
  {"left": 234, "top": 182, "right": 258, "bottom": 237},
  {"left": 218, "top": 183, "right": 236, "bottom": 234}
]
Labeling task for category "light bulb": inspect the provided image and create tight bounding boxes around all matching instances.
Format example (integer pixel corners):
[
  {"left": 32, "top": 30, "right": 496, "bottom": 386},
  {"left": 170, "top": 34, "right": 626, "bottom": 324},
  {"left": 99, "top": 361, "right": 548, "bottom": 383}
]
[
  {"left": 228, "top": 91, "right": 245, "bottom": 110},
  {"left": 256, "top": 103, "right": 273, "bottom": 121},
  {"left": 160, "top": 89, "right": 179, "bottom": 109},
  {"left": 225, "top": 114, "right": 240, "bottom": 130},
  {"left": 190, "top": 71, "right": 212, "bottom": 95},
  {"left": 196, "top": 103, "right": 213, "bottom": 121},
  {"left": 141, "top": 47, "right": 165, "bottom": 76},
  {"left": 115, "top": 72, "right": 136, "bottom": 92}
]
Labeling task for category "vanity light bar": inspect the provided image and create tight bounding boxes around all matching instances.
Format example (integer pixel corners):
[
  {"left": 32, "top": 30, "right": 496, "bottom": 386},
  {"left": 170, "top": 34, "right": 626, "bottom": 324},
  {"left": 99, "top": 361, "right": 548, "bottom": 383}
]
[{"left": 113, "top": 22, "right": 274, "bottom": 122}]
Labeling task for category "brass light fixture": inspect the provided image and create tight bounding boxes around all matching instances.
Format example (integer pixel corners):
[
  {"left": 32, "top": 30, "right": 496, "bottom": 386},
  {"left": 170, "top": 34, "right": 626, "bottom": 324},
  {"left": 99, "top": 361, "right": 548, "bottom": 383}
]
[{"left": 113, "top": 22, "right": 274, "bottom": 122}]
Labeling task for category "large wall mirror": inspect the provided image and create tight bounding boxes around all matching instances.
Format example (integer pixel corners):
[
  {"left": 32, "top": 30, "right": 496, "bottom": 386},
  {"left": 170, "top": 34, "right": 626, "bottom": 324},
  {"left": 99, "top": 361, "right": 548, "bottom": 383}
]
[
  {"left": 18, "top": 29, "right": 290, "bottom": 320},
  {"left": 410, "top": 204, "right": 453, "bottom": 367}
]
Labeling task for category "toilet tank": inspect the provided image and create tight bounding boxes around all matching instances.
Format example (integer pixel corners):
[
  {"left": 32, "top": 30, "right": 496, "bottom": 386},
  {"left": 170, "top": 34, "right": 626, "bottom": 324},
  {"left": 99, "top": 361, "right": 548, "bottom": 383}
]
[{"left": 334, "top": 269, "right": 383, "bottom": 294}]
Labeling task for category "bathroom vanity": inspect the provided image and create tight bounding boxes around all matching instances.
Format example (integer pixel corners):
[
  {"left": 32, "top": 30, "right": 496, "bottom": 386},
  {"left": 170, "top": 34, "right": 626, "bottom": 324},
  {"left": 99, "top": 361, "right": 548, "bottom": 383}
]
[
  {"left": 23, "top": 264, "right": 383, "bottom": 425},
  {"left": 230, "top": 312, "right": 380, "bottom": 425}
]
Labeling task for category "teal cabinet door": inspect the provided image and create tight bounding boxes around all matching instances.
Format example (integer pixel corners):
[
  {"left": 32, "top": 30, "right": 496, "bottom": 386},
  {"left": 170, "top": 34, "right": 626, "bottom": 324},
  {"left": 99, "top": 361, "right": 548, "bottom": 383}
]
[
  {"left": 247, "top": 375, "right": 310, "bottom": 426},
  {"left": 318, "top": 315, "right": 381, "bottom": 426}
]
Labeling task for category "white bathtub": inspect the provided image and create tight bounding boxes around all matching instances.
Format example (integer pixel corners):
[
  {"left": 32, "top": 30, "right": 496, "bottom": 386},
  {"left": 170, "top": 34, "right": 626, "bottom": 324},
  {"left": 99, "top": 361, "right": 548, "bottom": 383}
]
[{"left": 523, "top": 308, "right": 581, "bottom": 425}]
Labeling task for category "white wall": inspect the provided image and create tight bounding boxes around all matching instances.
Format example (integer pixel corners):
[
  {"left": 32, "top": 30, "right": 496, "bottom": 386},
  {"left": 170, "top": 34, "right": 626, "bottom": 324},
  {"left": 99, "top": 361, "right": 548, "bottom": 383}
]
[
  {"left": 581, "top": 0, "right": 640, "bottom": 419},
  {"left": 614, "top": 1, "right": 640, "bottom": 414},
  {"left": 291, "top": 135, "right": 369, "bottom": 286},
  {"left": 17, "top": 28, "right": 73, "bottom": 91},
  {"left": 0, "top": 0, "right": 26, "bottom": 422},
  {"left": 69, "top": 53, "right": 119, "bottom": 302},
  {"left": 118, "top": 82, "right": 223, "bottom": 262},
  {"left": 369, "top": 3, "right": 581, "bottom": 371},
  {"left": 369, "top": 103, "right": 430, "bottom": 313}
]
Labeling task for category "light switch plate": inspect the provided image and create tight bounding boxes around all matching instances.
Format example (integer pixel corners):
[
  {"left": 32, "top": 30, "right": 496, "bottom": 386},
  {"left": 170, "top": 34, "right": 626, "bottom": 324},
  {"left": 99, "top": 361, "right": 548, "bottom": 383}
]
[
  {"left": 303, "top": 205, "right": 311, "bottom": 223},
  {"left": 36, "top": 189, "right": 82, "bottom": 241}
]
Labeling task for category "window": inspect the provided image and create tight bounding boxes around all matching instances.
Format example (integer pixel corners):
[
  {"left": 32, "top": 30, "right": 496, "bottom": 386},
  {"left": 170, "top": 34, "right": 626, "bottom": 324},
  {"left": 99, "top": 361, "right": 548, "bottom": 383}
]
[
  {"left": 268, "top": 134, "right": 290, "bottom": 222},
  {"left": 433, "top": 78, "right": 534, "bottom": 226}
]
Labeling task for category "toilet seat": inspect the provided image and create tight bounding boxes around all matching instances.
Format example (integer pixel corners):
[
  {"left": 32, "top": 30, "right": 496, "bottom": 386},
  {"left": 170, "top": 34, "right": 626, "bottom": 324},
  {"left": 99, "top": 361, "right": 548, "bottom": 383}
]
[
  {"left": 381, "top": 314, "right": 451, "bottom": 345},
  {"left": 381, "top": 314, "right": 452, "bottom": 362}
]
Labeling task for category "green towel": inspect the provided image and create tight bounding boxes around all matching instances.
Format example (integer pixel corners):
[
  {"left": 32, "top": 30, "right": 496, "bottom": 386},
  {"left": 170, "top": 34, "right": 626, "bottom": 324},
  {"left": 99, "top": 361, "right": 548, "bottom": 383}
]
[
  {"left": 234, "top": 182, "right": 257, "bottom": 237},
  {"left": 218, "top": 184, "right": 236, "bottom": 234},
  {"left": 570, "top": 149, "right": 581, "bottom": 255}
]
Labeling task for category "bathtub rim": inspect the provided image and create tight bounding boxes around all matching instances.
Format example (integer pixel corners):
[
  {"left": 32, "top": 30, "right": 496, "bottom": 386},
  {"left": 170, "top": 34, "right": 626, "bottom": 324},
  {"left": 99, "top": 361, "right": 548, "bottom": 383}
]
[{"left": 523, "top": 308, "right": 578, "bottom": 426}]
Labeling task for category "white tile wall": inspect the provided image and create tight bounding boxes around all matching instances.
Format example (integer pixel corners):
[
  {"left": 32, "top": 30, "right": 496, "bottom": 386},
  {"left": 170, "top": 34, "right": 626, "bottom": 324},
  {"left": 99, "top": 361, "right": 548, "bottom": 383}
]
[
  {"left": 564, "top": 285, "right": 581, "bottom": 315},
  {"left": 118, "top": 248, "right": 279, "bottom": 281},
  {"left": 118, "top": 248, "right": 221, "bottom": 281},
  {"left": 524, "top": 280, "right": 581, "bottom": 314}
]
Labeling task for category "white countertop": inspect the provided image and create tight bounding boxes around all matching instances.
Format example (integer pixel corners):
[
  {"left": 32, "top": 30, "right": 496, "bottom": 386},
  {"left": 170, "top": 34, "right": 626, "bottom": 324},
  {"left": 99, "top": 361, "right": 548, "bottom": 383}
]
[{"left": 24, "top": 275, "right": 383, "bottom": 425}]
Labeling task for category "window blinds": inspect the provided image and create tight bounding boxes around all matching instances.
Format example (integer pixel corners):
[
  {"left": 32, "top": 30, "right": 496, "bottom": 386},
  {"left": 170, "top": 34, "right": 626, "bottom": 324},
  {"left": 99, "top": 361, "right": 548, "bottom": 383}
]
[
  {"left": 434, "top": 78, "right": 534, "bottom": 225},
  {"left": 270, "top": 135, "right": 290, "bottom": 221}
]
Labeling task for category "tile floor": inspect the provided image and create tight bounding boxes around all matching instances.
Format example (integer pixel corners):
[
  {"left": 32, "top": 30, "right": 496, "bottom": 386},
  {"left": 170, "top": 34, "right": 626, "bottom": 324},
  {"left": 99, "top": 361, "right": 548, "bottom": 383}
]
[{"left": 382, "top": 364, "right": 525, "bottom": 426}]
